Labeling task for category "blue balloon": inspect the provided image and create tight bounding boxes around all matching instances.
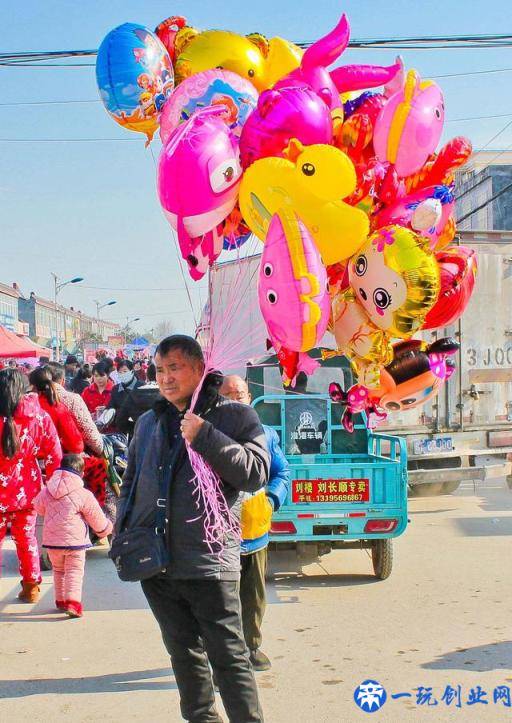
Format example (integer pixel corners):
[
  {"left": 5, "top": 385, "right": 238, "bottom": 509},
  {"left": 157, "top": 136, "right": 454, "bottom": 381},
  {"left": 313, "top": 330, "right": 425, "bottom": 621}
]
[{"left": 96, "top": 22, "right": 173, "bottom": 143}]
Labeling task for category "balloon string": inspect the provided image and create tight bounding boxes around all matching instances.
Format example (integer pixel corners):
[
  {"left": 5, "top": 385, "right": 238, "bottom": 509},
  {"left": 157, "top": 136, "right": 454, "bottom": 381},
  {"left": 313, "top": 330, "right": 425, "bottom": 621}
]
[
  {"left": 148, "top": 143, "right": 199, "bottom": 328},
  {"left": 186, "top": 370, "right": 240, "bottom": 555}
]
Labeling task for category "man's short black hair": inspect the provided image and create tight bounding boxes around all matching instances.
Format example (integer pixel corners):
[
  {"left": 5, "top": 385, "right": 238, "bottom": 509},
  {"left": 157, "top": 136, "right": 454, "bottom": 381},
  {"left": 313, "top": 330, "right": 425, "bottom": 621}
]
[
  {"left": 155, "top": 335, "right": 204, "bottom": 364},
  {"left": 118, "top": 359, "right": 133, "bottom": 371},
  {"left": 61, "top": 453, "right": 85, "bottom": 476},
  {"left": 46, "top": 361, "right": 65, "bottom": 382},
  {"left": 65, "top": 355, "right": 78, "bottom": 366}
]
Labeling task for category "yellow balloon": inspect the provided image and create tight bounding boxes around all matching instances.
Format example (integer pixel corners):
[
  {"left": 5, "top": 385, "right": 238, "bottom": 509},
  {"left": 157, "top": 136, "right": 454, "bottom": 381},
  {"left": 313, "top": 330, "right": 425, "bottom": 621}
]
[
  {"left": 331, "top": 225, "right": 440, "bottom": 387},
  {"left": 265, "top": 36, "right": 303, "bottom": 87},
  {"left": 239, "top": 139, "right": 369, "bottom": 265},
  {"left": 174, "top": 30, "right": 268, "bottom": 90},
  {"left": 332, "top": 288, "right": 394, "bottom": 389}
]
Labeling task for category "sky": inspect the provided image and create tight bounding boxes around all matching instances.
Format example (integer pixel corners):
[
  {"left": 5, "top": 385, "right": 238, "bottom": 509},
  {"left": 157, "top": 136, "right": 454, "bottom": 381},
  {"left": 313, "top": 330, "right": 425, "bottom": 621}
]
[{"left": 2, "top": 0, "right": 512, "bottom": 336}]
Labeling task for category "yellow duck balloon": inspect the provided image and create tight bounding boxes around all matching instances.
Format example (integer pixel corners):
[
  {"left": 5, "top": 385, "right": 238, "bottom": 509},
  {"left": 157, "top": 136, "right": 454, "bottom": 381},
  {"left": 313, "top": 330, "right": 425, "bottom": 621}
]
[
  {"left": 239, "top": 138, "right": 370, "bottom": 265},
  {"left": 173, "top": 28, "right": 303, "bottom": 91}
]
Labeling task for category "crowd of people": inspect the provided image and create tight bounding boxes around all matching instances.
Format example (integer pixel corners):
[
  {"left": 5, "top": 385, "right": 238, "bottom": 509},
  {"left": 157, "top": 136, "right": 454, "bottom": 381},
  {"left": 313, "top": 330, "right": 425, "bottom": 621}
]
[{"left": 0, "top": 336, "right": 291, "bottom": 722}]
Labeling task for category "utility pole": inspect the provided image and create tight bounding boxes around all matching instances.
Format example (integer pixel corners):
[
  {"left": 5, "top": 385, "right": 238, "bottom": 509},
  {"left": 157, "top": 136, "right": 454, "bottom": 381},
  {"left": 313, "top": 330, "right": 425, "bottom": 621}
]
[{"left": 50, "top": 274, "right": 84, "bottom": 360}]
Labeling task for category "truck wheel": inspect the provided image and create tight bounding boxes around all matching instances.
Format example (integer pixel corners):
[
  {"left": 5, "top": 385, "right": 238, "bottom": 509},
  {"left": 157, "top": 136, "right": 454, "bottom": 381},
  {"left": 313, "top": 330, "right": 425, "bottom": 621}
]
[
  {"left": 372, "top": 539, "right": 393, "bottom": 580},
  {"left": 40, "top": 550, "right": 52, "bottom": 571},
  {"left": 408, "top": 482, "right": 444, "bottom": 497},
  {"left": 441, "top": 480, "right": 461, "bottom": 495}
]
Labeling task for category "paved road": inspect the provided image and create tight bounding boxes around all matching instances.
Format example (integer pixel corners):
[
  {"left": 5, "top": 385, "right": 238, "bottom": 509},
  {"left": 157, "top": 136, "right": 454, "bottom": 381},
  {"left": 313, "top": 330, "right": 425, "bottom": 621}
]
[{"left": 1, "top": 479, "right": 511, "bottom": 722}]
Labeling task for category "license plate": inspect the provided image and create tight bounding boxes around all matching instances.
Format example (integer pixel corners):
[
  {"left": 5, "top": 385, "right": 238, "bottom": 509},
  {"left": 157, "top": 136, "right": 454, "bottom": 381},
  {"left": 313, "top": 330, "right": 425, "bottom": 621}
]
[
  {"left": 413, "top": 436, "right": 453, "bottom": 456},
  {"left": 292, "top": 478, "right": 370, "bottom": 503}
]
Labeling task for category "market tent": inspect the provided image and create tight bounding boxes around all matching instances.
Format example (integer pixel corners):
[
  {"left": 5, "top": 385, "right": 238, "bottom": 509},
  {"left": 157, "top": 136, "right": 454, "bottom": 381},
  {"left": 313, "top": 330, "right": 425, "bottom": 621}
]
[
  {"left": 130, "top": 336, "right": 149, "bottom": 347},
  {"left": 0, "top": 326, "right": 50, "bottom": 359}
]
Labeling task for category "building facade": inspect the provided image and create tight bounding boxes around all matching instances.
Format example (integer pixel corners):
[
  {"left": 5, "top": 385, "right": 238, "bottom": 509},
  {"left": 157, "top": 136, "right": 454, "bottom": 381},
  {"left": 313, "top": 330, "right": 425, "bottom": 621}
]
[
  {"left": 17, "top": 290, "right": 120, "bottom": 355},
  {"left": 456, "top": 150, "right": 512, "bottom": 231},
  {"left": 0, "top": 282, "right": 22, "bottom": 333}
]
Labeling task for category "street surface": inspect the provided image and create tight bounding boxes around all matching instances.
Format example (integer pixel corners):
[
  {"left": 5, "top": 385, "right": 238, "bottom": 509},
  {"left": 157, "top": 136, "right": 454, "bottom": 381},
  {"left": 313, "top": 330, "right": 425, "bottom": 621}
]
[{"left": 0, "top": 478, "right": 511, "bottom": 722}]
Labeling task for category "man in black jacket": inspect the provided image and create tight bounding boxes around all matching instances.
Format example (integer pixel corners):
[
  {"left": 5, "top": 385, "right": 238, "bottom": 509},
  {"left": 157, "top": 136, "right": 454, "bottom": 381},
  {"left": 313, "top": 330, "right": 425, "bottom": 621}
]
[
  {"left": 114, "top": 363, "right": 161, "bottom": 438},
  {"left": 117, "top": 335, "right": 269, "bottom": 723},
  {"left": 107, "top": 359, "right": 144, "bottom": 435}
]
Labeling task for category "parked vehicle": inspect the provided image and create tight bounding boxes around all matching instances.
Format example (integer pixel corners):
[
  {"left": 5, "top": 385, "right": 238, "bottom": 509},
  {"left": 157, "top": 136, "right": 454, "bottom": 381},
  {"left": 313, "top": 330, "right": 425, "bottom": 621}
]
[
  {"left": 251, "top": 392, "right": 407, "bottom": 578},
  {"left": 207, "top": 229, "right": 512, "bottom": 496}
]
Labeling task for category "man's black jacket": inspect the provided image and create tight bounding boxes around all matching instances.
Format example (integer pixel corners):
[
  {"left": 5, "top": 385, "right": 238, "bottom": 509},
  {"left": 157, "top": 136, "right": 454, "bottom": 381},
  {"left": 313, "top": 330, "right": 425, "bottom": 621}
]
[{"left": 116, "top": 376, "right": 270, "bottom": 580}]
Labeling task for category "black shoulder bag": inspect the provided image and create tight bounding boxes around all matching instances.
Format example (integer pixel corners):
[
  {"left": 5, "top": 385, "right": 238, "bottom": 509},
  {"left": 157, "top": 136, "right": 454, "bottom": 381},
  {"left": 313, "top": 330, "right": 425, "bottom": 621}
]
[{"left": 109, "top": 437, "right": 179, "bottom": 582}]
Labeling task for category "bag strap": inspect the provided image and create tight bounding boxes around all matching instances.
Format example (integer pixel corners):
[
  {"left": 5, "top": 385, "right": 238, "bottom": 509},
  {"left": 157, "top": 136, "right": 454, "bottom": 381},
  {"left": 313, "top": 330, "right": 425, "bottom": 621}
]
[
  {"left": 154, "top": 437, "right": 184, "bottom": 533},
  {"left": 117, "top": 413, "right": 157, "bottom": 532}
]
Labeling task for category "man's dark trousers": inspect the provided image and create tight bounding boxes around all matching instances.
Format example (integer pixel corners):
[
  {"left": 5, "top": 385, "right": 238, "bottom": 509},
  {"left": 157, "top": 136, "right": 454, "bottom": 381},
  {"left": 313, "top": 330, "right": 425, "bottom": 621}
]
[
  {"left": 240, "top": 548, "right": 267, "bottom": 651},
  {"left": 142, "top": 574, "right": 263, "bottom": 723}
]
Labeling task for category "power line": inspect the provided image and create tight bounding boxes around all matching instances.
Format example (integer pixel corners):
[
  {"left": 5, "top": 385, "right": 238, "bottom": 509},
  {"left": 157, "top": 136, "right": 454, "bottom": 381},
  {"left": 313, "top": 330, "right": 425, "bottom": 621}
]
[
  {"left": 0, "top": 99, "right": 100, "bottom": 107},
  {"left": 431, "top": 67, "right": 512, "bottom": 79},
  {"left": 447, "top": 112, "right": 512, "bottom": 123},
  {"left": 3, "top": 33, "right": 512, "bottom": 67},
  {"left": 0, "top": 62, "right": 95, "bottom": 67},
  {"left": 81, "top": 284, "right": 205, "bottom": 291},
  {"left": 456, "top": 179, "right": 512, "bottom": 225},
  {"left": 454, "top": 115, "right": 512, "bottom": 203},
  {"left": 109, "top": 309, "right": 197, "bottom": 320},
  {"left": 0, "top": 137, "right": 138, "bottom": 142}
]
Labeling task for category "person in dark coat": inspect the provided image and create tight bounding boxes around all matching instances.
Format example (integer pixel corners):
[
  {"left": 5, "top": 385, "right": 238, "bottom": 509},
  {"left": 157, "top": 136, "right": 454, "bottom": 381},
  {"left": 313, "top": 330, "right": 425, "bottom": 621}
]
[
  {"left": 107, "top": 359, "right": 143, "bottom": 432},
  {"left": 114, "top": 363, "right": 161, "bottom": 438},
  {"left": 116, "top": 335, "right": 269, "bottom": 723},
  {"left": 64, "top": 355, "right": 79, "bottom": 391},
  {"left": 220, "top": 375, "right": 290, "bottom": 673}
]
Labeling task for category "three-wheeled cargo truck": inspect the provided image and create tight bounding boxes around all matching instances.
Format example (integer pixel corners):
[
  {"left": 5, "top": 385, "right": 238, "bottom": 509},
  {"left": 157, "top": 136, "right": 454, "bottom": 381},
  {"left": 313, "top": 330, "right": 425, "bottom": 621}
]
[{"left": 251, "top": 391, "right": 408, "bottom": 579}]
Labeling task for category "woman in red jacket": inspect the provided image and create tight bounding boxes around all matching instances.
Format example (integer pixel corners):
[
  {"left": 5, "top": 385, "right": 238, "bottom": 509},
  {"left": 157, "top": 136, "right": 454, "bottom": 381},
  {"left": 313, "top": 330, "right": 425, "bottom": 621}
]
[
  {"left": 0, "top": 369, "right": 62, "bottom": 602},
  {"left": 29, "top": 367, "right": 108, "bottom": 507},
  {"left": 29, "top": 367, "right": 84, "bottom": 454},
  {"left": 82, "top": 362, "right": 113, "bottom": 418}
]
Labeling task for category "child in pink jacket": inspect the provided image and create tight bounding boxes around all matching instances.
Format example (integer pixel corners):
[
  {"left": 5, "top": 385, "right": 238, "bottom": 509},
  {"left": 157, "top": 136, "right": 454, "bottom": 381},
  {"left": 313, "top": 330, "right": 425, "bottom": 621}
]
[{"left": 33, "top": 454, "right": 112, "bottom": 618}]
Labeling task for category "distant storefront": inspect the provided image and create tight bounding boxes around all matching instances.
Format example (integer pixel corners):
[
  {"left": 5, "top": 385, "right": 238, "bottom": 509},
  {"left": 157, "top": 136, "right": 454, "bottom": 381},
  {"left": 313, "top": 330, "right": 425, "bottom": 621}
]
[{"left": 0, "top": 283, "right": 20, "bottom": 332}]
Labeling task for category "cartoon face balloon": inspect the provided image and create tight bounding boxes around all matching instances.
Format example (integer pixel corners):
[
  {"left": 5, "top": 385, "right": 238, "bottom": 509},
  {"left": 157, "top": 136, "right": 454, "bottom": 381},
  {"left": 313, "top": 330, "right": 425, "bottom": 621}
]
[
  {"left": 258, "top": 209, "right": 330, "bottom": 353},
  {"left": 239, "top": 139, "right": 369, "bottom": 265},
  {"left": 158, "top": 106, "right": 243, "bottom": 280},
  {"left": 377, "top": 338, "right": 459, "bottom": 412},
  {"left": 374, "top": 69, "right": 445, "bottom": 178},
  {"left": 159, "top": 69, "right": 258, "bottom": 145},
  {"left": 96, "top": 23, "right": 173, "bottom": 144},
  {"left": 373, "top": 184, "right": 455, "bottom": 249},
  {"left": 348, "top": 226, "right": 440, "bottom": 338}
]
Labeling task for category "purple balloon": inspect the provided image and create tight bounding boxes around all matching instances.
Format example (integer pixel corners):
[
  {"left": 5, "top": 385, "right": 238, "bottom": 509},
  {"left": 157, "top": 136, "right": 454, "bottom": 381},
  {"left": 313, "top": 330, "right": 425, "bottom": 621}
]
[{"left": 239, "top": 85, "right": 333, "bottom": 169}]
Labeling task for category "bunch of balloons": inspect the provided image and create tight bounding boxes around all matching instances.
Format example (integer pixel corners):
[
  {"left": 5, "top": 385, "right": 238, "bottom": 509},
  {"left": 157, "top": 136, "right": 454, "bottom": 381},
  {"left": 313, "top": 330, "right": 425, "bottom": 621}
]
[{"left": 96, "top": 10, "right": 477, "bottom": 429}]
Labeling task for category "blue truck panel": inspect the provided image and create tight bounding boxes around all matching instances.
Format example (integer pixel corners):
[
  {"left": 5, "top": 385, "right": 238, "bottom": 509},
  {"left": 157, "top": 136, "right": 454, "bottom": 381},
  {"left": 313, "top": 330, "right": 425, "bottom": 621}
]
[{"left": 252, "top": 395, "right": 408, "bottom": 544}]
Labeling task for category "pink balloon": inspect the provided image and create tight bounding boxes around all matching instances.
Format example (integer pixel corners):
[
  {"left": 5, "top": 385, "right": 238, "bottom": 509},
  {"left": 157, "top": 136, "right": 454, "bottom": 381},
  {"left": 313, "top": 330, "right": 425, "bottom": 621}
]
[
  {"left": 374, "top": 184, "right": 454, "bottom": 249},
  {"left": 239, "top": 85, "right": 333, "bottom": 169},
  {"left": 159, "top": 68, "right": 258, "bottom": 146},
  {"left": 274, "top": 13, "right": 400, "bottom": 111},
  {"left": 258, "top": 210, "right": 330, "bottom": 353},
  {"left": 373, "top": 70, "right": 445, "bottom": 177},
  {"left": 158, "top": 106, "right": 242, "bottom": 281}
]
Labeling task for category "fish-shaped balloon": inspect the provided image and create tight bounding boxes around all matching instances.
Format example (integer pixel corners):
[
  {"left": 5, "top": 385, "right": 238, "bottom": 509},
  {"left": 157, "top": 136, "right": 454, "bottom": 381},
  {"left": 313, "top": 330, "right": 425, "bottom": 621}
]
[
  {"left": 158, "top": 106, "right": 243, "bottom": 280},
  {"left": 259, "top": 209, "right": 330, "bottom": 385}
]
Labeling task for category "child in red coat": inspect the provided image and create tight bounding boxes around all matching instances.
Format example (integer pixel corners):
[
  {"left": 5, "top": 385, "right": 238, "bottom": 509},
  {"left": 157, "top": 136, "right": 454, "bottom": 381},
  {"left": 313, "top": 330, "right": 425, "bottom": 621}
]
[
  {"left": 33, "top": 454, "right": 112, "bottom": 617},
  {"left": 0, "top": 370, "right": 62, "bottom": 602}
]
